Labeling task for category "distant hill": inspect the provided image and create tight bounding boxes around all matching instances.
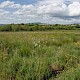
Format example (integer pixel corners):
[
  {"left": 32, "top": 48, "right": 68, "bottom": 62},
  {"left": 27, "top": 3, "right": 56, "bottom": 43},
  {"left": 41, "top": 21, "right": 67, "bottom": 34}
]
[{"left": 0, "top": 24, "right": 5, "bottom": 26}]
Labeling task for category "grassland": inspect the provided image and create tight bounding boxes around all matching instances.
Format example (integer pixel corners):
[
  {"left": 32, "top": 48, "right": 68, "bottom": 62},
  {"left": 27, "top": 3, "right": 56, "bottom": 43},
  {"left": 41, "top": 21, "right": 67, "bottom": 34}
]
[{"left": 0, "top": 30, "right": 80, "bottom": 80}]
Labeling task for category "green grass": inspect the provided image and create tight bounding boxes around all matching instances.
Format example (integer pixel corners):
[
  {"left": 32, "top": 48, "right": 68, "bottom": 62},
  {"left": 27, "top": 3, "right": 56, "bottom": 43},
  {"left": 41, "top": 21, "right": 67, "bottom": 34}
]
[{"left": 0, "top": 31, "right": 80, "bottom": 80}]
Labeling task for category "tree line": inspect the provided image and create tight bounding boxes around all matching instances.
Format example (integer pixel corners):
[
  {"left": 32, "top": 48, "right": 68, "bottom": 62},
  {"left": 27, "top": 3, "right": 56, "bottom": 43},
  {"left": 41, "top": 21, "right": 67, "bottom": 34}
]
[{"left": 0, "top": 23, "right": 80, "bottom": 31}]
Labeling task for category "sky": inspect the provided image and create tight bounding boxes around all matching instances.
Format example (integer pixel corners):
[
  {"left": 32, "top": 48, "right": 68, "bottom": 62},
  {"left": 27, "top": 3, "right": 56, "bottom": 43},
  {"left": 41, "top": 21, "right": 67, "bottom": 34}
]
[{"left": 0, "top": 0, "right": 80, "bottom": 24}]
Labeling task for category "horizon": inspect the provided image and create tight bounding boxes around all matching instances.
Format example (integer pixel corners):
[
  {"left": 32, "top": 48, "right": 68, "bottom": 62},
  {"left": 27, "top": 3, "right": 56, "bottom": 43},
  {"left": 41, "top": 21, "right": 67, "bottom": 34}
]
[
  {"left": 0, "top": 22, "right": 80, "bottom": 26},
  {"left": 0, "top": 0, "right": 80, "bottom": 24}
]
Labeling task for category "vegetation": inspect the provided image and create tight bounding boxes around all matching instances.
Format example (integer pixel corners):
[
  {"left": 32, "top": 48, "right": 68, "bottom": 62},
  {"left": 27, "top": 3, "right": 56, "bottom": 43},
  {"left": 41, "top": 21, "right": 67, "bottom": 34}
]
[
  {"left": 0, "top": 31, "right": 80, "bottom": 80},
  {"left": 0, "top": 23, "right": 80, "bottom": 31}
]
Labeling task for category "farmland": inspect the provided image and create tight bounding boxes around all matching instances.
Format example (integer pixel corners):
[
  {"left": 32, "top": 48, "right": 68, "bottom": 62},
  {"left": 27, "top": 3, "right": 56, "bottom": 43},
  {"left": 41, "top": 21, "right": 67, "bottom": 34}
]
[{"left": 0, "top": 30, "right": 80, "bottom": 80}]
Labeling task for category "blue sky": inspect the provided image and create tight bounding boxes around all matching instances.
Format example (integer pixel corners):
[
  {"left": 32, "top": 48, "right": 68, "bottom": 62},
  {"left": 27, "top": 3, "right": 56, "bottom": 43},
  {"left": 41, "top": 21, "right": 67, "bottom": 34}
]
[
  {"left": 12, "top": 0, "right": 37, "bottom": 4},
  {"left": 0, "top": 0, "right": 80, "bottom": 24},
  {"left": 0, "top": 0, "right": 37, "bottom": 4}
]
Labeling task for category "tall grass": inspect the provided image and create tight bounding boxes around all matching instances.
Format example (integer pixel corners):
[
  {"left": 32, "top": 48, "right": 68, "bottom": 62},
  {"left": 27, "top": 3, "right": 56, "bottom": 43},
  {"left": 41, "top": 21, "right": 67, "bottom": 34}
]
[{"left": 0, "top": 31, "right": 80, "bottom": 80}]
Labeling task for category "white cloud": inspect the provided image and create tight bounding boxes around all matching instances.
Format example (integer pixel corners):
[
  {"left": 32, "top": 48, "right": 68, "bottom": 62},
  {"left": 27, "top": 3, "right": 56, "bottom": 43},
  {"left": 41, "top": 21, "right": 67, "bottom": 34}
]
[
  {"left": 37, "top": 0, "right": 80, "bottom": 17},
  {"left": 11, "top": 4, "right": 21, "bottom": 8},
  {"left": 0, "top": 9, "right": 9, "bottom": 16},
  {"left": 0, "top": 0, "right": 80, "bottom": 24},
  {"left": 70, "top": 0, "right": 80, "bottom": 2},
  {"left": 68, "top": 2, "right": 80, "bottom": 16},
  {"left": 0, "top": 1, "right": 14, "bottom": 8},
  {"left": 37, "top": 2, "right": 67, "bottom": 16},
  {"left": 38, "top": 0, "right": 64, "bottom": 5},
  {"left": 22, "top": 4, "right": 34, "bottom": 10},
  {"left": 14, "top": 4, "right": 35, "bottom": 15},
  {"left": 0, "top": 0, "right": 21, "bottom": 8}
]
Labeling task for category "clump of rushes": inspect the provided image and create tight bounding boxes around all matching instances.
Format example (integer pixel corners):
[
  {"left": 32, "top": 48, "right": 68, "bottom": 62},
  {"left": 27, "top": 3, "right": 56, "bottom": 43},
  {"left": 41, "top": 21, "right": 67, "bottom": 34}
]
[{"left": 0, "top": 31, "right": 80, "bottom": 80}]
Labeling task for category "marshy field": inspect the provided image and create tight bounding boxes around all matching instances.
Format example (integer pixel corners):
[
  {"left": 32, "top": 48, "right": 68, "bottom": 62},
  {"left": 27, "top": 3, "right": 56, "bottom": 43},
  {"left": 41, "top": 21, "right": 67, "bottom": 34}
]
[{"left": 0, "top": 30, "right": 80, "bottom": 80}]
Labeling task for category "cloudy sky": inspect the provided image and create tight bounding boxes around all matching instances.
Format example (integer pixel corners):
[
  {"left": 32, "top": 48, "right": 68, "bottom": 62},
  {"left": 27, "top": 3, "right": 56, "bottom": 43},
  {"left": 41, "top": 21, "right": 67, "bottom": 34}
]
[{"left": 0, "top": 0, "right": 80, "bottom": 24}]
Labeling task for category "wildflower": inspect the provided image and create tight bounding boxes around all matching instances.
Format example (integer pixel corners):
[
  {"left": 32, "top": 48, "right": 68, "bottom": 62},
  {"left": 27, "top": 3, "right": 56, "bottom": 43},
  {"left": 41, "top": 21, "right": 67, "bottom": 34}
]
[{"left": 35, "top": 43, "right": 38, "bottom": 47}]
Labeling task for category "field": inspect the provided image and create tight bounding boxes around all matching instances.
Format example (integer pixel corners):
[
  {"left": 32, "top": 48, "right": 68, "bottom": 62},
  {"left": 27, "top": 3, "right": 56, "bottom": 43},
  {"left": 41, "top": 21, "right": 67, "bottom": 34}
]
[{"left": 0, "top": 30, "right": 80, "bottom": 80}]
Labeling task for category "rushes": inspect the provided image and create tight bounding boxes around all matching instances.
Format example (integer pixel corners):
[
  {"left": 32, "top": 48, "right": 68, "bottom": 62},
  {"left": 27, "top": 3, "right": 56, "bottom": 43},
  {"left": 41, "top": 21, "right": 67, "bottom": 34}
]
[{"left": 0, "top": 31, "right": 80, "bottom": 80}]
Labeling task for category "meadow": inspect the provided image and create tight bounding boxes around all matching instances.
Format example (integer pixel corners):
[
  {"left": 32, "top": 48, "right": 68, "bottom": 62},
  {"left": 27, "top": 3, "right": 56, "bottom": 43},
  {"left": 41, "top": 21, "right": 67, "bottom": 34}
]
[{"left": 0, "top": 30, "right": 80, "bottom": 80}]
